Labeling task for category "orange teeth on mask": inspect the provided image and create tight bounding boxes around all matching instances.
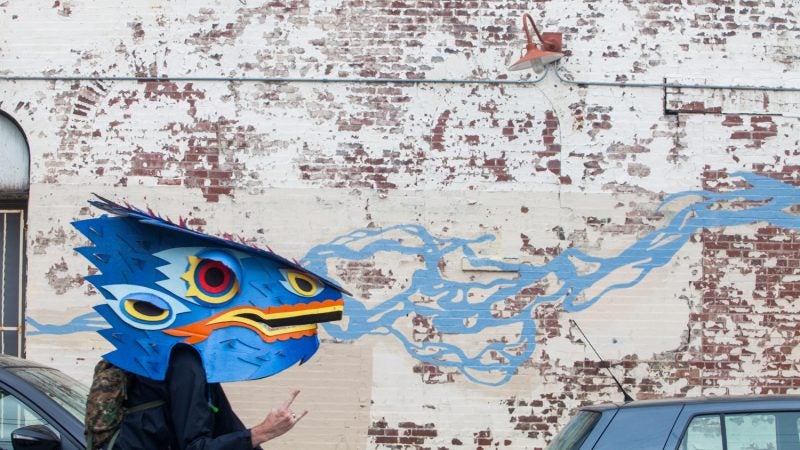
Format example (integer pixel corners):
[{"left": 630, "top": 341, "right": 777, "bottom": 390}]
[{"left": 164, "top": 299, "right": 344, "bottom": 345}]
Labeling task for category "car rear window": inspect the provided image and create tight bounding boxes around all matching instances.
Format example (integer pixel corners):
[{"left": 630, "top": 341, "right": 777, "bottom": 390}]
[{"left": 548, "top": 410, "right": 601, "bottom": 450}]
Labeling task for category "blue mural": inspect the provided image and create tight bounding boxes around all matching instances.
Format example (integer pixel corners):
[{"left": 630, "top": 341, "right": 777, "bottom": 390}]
[{"left": 29, "top": 172, "right": 800, "bottom": 385}]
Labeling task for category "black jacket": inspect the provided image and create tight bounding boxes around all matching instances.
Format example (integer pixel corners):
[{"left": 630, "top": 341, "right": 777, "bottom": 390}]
[{"left": 113, "top": 346, "right": 258, "bottom": 450}]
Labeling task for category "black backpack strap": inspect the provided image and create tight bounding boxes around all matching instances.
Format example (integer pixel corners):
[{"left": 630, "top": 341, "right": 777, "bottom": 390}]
[
  {"left": 106, "top": 429, "right": 120, "bottom": 450},
  {"left": 103, "top": 400, "right": 166, "bottom": 450},
  {"left": 126, "top": 399, "right": 165, "bottom": 414}
]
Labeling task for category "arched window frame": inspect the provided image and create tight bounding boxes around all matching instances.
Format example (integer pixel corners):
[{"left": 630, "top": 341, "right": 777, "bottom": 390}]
[{"left": 0, "top": 110, "right": 30, "bottom": 357}]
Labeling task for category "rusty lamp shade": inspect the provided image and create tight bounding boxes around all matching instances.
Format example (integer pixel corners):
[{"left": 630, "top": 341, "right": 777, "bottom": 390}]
[{"left": 508, "top": 13, "right": 563, "bottom": 74}]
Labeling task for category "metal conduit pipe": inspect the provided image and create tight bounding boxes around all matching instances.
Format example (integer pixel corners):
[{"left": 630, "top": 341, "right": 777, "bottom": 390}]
[
  {"left": 0, "top": 73, "right": 548, "bottom": 85},
  {"left": 1, "top": 65, "right": 798, "bottom": 91}
]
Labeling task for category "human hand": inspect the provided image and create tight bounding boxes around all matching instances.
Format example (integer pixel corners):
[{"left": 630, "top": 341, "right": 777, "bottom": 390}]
[{"left": 250, "top": 389, "right": 308, "bottom": 447}]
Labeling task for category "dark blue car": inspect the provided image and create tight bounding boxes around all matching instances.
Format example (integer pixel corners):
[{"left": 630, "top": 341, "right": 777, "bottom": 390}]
[
  {"left": 0, "top": 354, "right": 88, "bottom": 450},
  {"left": 549, "top": 395, "right": 800, "bottom": 450}
]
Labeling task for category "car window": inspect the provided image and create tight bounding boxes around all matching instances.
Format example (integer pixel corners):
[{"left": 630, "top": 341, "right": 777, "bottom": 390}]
[
  {"left": 548, "top": 410, "right": 601, "bottom": 450},
  {"left": 725, "top": 412, "right": 800, "bottom": 450},
  {"left": 7, "top": 367, "right": 88, "bottom": 424},
  {"left": 678, "top": 414, "right": 722, "bottom": 450},
  {"left": 679, "top": 412, "right": 800, "bottom": 450},
  {"left": 725, "top": 413, "right": 776, "bottom": 450},
  {"left": 0, "top": 388, "right": 55, "bottom": 449}
]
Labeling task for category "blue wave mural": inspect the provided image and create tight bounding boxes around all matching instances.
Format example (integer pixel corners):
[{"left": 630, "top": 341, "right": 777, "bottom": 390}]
[{"left": 30, "top": 172, "right": 800, "bottom": 386}]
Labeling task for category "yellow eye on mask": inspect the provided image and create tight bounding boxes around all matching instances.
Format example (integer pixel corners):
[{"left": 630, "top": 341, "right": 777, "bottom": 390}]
[
  {"left": 124, "top": 299, "right": 170, "bottom": 322},
  {"left": 279, "top": 269, "right": 322, "bottom": 297},
  {"left": 118, "top": 292, "right": 174, "bottom": 326}
]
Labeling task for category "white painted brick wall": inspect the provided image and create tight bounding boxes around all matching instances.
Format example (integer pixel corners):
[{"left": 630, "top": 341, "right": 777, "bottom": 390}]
[{"left": 1, "top": 1, "right": 799, "bottom": 448}]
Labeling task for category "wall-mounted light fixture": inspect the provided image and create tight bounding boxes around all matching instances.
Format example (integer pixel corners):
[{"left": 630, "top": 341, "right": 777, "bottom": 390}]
[{"left": 508, "top": 13, "right": 563, "bottom": 74}]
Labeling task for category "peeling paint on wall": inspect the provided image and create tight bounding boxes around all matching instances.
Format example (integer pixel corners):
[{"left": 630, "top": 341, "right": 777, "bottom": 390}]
[{"left": 2, "top": 0, "right": 800, "bottom": 448}]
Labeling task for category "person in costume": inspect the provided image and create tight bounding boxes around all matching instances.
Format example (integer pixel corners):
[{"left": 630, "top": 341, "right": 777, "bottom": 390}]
[{"left": 74, "top": 196, "right": 347, "bottom": 449}]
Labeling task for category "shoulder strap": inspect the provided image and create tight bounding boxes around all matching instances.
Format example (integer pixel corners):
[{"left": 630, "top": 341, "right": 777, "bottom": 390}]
[
  {"left": 126, "top": 399, "right": 165, "bottom": 414},
  {"left": 106, "top": 429, "right": 120, "bottom": 450},
  {"left": 102, "top": 400, "right": 166, "bottom": 450}
]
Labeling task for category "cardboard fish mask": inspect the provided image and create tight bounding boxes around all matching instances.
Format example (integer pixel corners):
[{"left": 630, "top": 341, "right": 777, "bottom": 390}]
[{"left": 73, "top": 196, "right": 347, "bottom": 383}]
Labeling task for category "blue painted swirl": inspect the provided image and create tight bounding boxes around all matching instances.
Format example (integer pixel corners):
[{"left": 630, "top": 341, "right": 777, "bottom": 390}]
[{"left": 304, "top": 172, "right": 800, "bottom": 385}]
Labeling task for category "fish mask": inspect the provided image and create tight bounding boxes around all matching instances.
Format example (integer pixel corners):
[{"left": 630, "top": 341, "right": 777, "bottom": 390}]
[{"left": 73, "top": 196, "right": 347, "bottom": 382}]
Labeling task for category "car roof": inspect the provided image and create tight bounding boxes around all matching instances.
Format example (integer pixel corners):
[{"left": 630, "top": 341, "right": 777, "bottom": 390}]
[
  {"left": 0, "top": 353, "right": 52, "bottom": 370},
  {"left": 581, "top": 394, "right": 800, "bottom": 412},
  {"left": 0, "top": 354, "right": 87, "bottom": 447}
]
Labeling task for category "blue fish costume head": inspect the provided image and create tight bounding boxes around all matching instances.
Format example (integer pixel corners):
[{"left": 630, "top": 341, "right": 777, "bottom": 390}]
[{"left": 73, "top": 196, "right": 347, "bottom": 383}]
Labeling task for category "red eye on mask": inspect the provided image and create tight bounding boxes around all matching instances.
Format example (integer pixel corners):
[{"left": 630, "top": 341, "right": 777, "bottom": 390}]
[
  {"left": 197, "top": 260, "right": 234, "bottom": 295},
  {"left": 183, "top": 256, "right": 240, "bottom": 305}
]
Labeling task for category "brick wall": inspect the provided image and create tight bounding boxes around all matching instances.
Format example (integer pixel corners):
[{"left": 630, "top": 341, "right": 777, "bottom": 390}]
[{"left": 1, "top": 1, "right": 799, "bottom": 448}]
